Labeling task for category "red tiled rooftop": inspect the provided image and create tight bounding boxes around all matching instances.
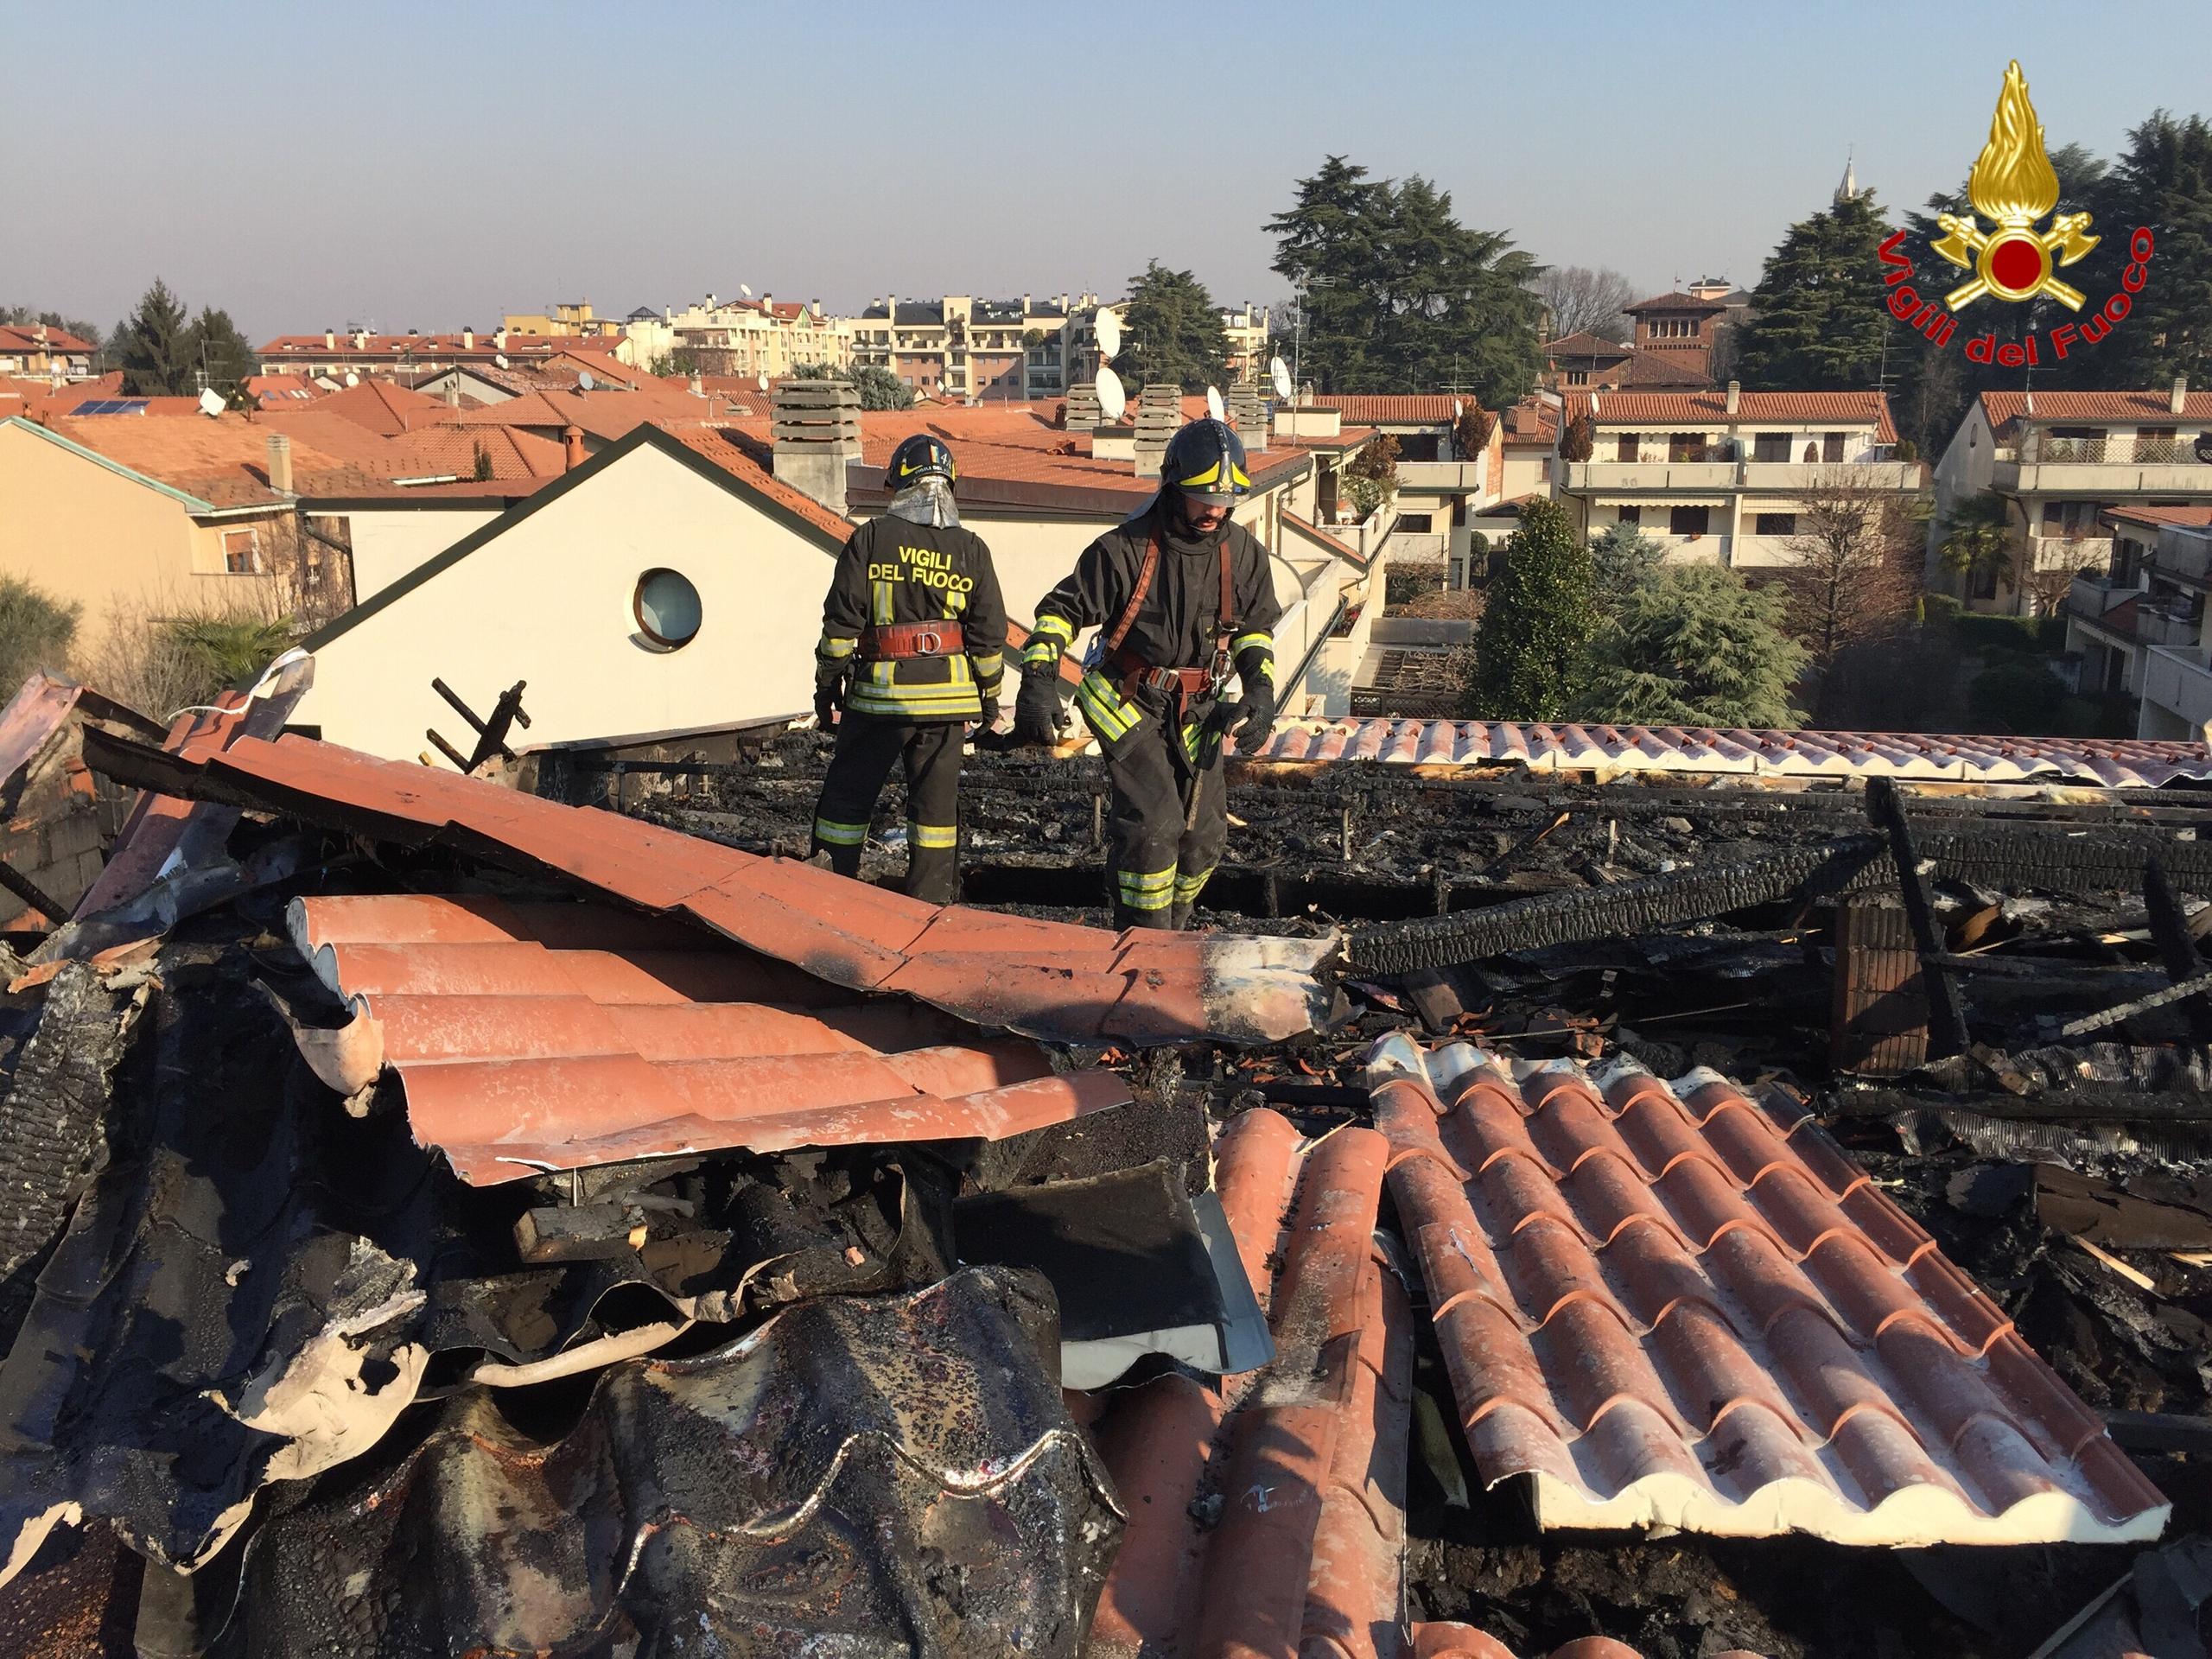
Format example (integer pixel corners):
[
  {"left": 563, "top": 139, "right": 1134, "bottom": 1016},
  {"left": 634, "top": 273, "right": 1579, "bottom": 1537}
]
[
  {"left": 1981, "top": 389, "right": 2212, "bottom": 442},
  {"left": 1542, "top": 333, "right": 1636, "bottom": 359},
  {"left": 1311, "top": 394, "right": 1464, "bottom": 423},
  {"left": 258, "top": 332, "right": 618, "bottom": 359},
  {"left": 1562, "top": 390, "right": 1897, "bottom": 442},
  {"left": 2104, "top": 503, "right": 2212, "bottom": 531},
  {"left": 40, "top": 413, "right": 361, "bottom": 508},
  {"left": 1367, "top": 1036, "right": 2169, "bottom": 1545},
  {"left": 1624, "top": 291, "right": 1729, "bottom": 315},
  {"left": 118, "top": 728, "right": 1338, "bottom": 1047},
  {"left": 287, "top": 892, "right": 1129, "bottom": 1183},
  {"left": 0, "top": 323, "right": 95, "bottom": 354},
  {"left": 308, "top": 377, "right": 447, "bottom": 436},
  {"left": 1243, "top": 716, "right": 2212, "bottom": 788},
  {"left": 656, "top": 423, "right": 858, "bottom": 543}
]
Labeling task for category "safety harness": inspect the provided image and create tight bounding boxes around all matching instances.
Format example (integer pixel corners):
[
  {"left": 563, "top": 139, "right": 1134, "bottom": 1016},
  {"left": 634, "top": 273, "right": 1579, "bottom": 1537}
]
[
  {"left": 861, "top": 620, "right": 967, "bottom": 659},
  {"left": 1098, "top": 530, "right": 1234, "bottom": 702}
]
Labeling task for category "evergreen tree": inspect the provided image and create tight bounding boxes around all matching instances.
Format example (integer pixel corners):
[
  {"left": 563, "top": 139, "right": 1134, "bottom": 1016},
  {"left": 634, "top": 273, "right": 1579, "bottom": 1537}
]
[
  {"left": 2098, "top": 111, "right": 2212, "bottom": 386},
  {"left": 1735, "top": 192, "right": 1897, "bottom": 391},
  {"left": 1588, "top": 523, "right": 1662, "bottom": 610},
  {"left": 1936, "top": 490, "right": 2020, "bottom": 596},
  {"left": 1581, "top": 567, "right": 1808, "bottom": 729},
  {"left": 188, "top": 307, "right": 257, "bottom": 399},
  {"left": 114, "top": 278, "right": 195, "bottom": 395},
  {"left": 847, "top": 364, "right": 914, "bottom": 410},
  {"left": 1268, "top": 156, "right": 1542, "bottom": 406},
  {"left": 1115, "top": 262, "right": 1230, "bottom": 392},
  {"left": 1463, "top": 499, "right": 1595, "bottom": 720}
]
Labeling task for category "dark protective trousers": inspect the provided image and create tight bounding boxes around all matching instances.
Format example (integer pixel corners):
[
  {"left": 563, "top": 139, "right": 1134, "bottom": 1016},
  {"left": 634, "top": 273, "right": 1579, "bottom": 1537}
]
[
  {"left": 810, "top": 714, "right": 964, "bottom": 905},
  {"left": 1103, "top": 702, "right": 1227, "bottom": 931}
]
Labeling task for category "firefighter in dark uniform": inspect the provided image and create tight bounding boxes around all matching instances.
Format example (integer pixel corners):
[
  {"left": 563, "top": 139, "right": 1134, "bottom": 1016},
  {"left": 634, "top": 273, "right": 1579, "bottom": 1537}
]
[
  {"left": 1010, "top": 418, "right": 1279, "bottom": 930},
  {"left": 810, "top": 435, "right": 1006, "bottom": 904}
]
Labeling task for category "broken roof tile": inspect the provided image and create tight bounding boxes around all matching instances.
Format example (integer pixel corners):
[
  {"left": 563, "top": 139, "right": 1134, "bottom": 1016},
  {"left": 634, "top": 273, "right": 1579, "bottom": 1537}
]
[
  {"left": 289, "top": 892, "right": 1130, "bottom": 1182},
  {"left": 1088, "top": 1109, "right": 1413, "bottom": 1657},
  {"left": 1366, "top": 1035, "right": 2171, "bottom": 1547},
  {"left": 1243, "top": 718, "right": 2212, "bottom": 789},
  {"left": 92, "top": 726, "right": 1339, "bottom": 1046}
]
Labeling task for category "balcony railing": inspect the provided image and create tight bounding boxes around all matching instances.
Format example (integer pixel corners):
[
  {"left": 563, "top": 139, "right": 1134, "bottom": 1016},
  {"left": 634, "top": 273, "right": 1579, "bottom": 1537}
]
[
  {"left": 2137, "top": 607, "right": 2202, "bottom": 651},
  {"left": 2135, "top": 437, "right": 2187, "bottom": 464},
  {"left": 2069, "top": 572, "right": 2142, "bottom": 620},
  {"left": 2141, "top": 644, "right": 2212, "bottom": 729},
  {"left": 2041, "top": 437, "right": 2106, "bottom": 462}
]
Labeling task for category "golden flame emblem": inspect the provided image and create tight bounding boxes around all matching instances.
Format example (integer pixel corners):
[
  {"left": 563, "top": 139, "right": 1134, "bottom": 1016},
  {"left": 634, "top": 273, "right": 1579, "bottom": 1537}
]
[{"left": 1931, "top": 61, "right": 2098, "bottom": 310}]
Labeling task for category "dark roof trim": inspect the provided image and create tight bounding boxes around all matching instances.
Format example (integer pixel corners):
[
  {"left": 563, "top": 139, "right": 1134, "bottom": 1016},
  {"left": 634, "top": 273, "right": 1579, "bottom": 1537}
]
[{"left": 303, "top": 424, "right": 847, "bottom": 652}]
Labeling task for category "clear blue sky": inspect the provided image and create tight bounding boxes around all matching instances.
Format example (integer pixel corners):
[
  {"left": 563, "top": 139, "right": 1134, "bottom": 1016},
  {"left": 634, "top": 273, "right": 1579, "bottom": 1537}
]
[{"left": 6, "top": 0, "right": 2209, "bottom": 341}]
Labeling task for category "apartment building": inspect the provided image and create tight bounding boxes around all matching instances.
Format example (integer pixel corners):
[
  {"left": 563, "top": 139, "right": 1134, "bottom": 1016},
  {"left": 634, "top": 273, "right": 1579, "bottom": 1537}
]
[
  {"left": 499, "top": 302, "right": 626, "bottom": 340},
  {"left": 2063, "top": 508, "right": 2212, "bottom": 740},
  {"left": 663, "top": 294, "right": 853, "bottom": 379},
  {"left": 849, "top": 296, "right": 1086, "bottom": 402},
  {"left": 0, "top": 324, "right": 97, "bottom": 380},
  {"left": 1931, "top": 383, "right": 2212, "bottom": 613},
  {"left": 257, "top": 329, "right": 637, "bottom": 378},
  {"left": 1553, "top": 386, "right": 1921, "bottom": 568}
]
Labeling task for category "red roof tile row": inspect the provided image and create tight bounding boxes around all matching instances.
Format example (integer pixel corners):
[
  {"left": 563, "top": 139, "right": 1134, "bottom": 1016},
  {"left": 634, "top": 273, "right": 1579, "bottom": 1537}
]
[
  {"left": 1562, "top": 391, "right": 1897, "bottom": 442},
  {"left": 289, "top": 893, "right": 1129, "bottom": 1183},
  {"left": 118, "top": 730, "right": 1339, "bottom": 1047},
  {"left": 1311, "top": 395, "right": 1464, "bottom": 424},
  {"left": 1367, "top": 1036, "right": 2169, "bottom": 1546},
  {"left": 1981, "top": 389, "right": 2212, "bottom": 442},
  {"left": 2104, "top": 503, "right": 2212, "bottom": 531},
  {"left": 0, "top": 323, "right": 95, "bottom": 354},
  {"left": 1243, "top": 717, "right": 2212, "bottom": 789}
]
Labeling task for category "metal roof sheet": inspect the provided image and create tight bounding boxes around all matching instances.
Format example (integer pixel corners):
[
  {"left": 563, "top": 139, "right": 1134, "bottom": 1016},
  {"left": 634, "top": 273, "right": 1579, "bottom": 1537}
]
[
  {"left": 1243, "top": 718, "right": 2212, "bottom": 789},
  {"left": 93, "top": 727, "right": 1338, "bottom": 1046},
  {"left": 289, "top": 892, "right": 1132, "bottom": 1183},
  {"left": 1366, "top": 1035, "right": 2171, "bottom": 1546}
]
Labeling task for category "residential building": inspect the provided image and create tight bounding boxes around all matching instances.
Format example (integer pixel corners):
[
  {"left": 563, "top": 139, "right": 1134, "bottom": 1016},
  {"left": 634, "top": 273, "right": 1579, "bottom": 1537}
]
[
  {"left": 664, "top": 295, "right": 854, "bottom": 379},
  {"left": 285, "top": 423, "right": 860, "bottom": 760},
  {"left": 1308, "top": 395, "right": 1503, "bottom": 577},
  {"left": 1542, "top": 332, "right": 1713, "bottom": 392},
  {"left": 1553, "top": 386, "right": 1922, "bottom": 568},
  {"left": 0, "top": 324, "right": 96, "bottom": 380},
  {"left": 1621, "top": 291, "right": 1730, "bottom": 386},
  {"left": 2062, "top": 510, "right": 2212, "bottom": 740},
  {"left": 851, "top": 296, "right": 1081, "bottom": 403},
  {"left": 255, "top": 329, "right": 638, "bottom": 379},
  {"left": 1931, "top": 383, "right": 2212, "bottom": 613},
  {"left": 499, "top": 302, "right": 626, "bottom": 340},
  {"left": 0, "top": 415, "right": 358, "bottom": 645}
]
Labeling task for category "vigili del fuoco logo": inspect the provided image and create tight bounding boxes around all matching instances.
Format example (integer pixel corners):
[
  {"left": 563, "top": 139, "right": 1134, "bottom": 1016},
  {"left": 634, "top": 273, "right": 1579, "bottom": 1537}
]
[{"left": 1878, "top": 60, "right": 2155, "bottom": 366}]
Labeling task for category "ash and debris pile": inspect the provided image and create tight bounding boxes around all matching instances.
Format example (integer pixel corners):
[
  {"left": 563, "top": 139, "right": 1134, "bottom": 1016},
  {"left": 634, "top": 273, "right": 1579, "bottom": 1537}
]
[{"left": 0, "top": 668, "right": 2208, "bottom": 1658}]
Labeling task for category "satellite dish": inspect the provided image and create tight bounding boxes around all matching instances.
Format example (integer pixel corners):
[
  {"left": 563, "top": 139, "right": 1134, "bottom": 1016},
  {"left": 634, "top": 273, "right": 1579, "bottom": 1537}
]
[
  {"left": 740, "top": 283, "right": 753, "bottom": 298},
  {"left": 1452, "top": 398, "right": 1465, "bottom": 419},
  {"left": 197, "top": 388, "right": 224, "bottom": 417},
  {"left": 577, "top": 370, "right": 596, "bottom": 392},
  {"left": 494, "top": 353, "right": 508, "bottom": 369},
  {"left": 755, "top": 372, "right": 769, "bottom": 391},
  {"left": 1205, "top": 385, "right": 1225, "bottom": 422},
  {"left": 343, "top": 372, "right": 359, "bottom": 388},
  {"left": 1269, "top": 356, "right": 1293, "bottom": 401},
  {"left": 1095, "top": 366, "right": 1127, "bottom": 424},
  {"left": 1095, "top": 311, "right": 1122, "bottom": 359}
]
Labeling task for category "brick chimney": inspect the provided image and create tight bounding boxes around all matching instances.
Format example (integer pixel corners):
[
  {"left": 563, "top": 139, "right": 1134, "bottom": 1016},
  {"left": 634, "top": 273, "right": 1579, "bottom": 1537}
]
[
  {"left": 771, "top": 378, "right": 861, "bottom": 515},
  {"left": 461, "top": 328, "right": 474, "bottom": 349},
  {"left": 2172, "top": 374, "right": 2190, "bottom": 416},
  {"left": 1726, "top": 379, "right": 1741, "bottom": 414},
  {"left": 266, "top": 434, "right": 293, "bottom": 495},
  {"left": 324, "top": 328, "right": 334, "bottom": 350},
  {"left": 563, "top": 425, "right": 585, "bottom": 470}
]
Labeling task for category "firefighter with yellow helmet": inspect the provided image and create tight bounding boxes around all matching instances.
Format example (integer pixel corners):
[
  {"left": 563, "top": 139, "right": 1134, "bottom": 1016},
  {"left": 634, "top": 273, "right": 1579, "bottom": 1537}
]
[
  {"left": 1011, "top": 418, "right": 1279, "bottom": 929},
  {"left": 810, "top": 434, "right": 1006, "bottom": 903}
]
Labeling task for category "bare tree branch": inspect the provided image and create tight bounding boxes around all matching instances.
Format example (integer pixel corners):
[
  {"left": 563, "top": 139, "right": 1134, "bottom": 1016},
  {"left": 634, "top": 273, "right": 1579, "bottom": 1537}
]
[
  {"left": 1535, "top": 266, "right": 1638, "bottom": 343},
  {"left": 1775, "top": 471, "right": 1927, "bottom": 665}
]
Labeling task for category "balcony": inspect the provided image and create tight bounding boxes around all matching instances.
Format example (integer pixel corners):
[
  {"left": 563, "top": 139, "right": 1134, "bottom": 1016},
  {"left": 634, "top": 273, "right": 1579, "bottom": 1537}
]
[
  {"left": 1558, "top": 460, "right": 1738, "bottom": 493},
  {"left": 2027, "top": 534, "right": 2114, "bottom": 575},
  {"left": 1736, "top": 460, "right": 1924, "bottom": 492},
  {"left": 2141, "top": 644, "right": 2212, "bottom": 729},
  {"left": 1994, "top": 455, "right": 2212, "bottom": 494},
  {"left": 2069, "top": 573, "right": 2143, "bottom": 622},
  {"left": 2137, "top": 605, "right": 2204, "bottom": 652},
  {"left": 1396, "top": 460, "right": 1490, "bottom": 493}
]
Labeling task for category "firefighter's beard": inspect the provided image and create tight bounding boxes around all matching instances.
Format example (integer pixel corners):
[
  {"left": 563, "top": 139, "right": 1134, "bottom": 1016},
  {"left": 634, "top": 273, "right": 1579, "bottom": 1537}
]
[{"left": 1166, "top": 490, "right": 1229, "bottom": 540}]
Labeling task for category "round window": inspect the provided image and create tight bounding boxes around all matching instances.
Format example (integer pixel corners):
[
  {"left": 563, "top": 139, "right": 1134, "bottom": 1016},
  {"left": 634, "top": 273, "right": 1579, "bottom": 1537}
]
[{"left": 633, "top": 568, "right": 702, "bottom": 649}]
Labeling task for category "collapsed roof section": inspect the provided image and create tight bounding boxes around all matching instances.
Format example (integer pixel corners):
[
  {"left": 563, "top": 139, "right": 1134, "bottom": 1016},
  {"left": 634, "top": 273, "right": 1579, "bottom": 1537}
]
[
  {"left": 1244, "top": 720, "right": 2212, "bottom": 791},
  {"left": 287, "top": 892, "right": 1132, "bottom": 1182},
  {"left": 85, "top": 726, "right": 1341, "bottom": 1047},
  {"left": 1366, "top": 1036, "right": 2171, "bottom": 1546}
]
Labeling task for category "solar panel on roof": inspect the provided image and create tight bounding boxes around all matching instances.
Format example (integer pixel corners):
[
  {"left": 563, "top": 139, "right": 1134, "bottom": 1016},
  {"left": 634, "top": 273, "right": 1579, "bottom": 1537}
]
[{"left": 72, "top": 398, "right": 147, "bottom": 415}]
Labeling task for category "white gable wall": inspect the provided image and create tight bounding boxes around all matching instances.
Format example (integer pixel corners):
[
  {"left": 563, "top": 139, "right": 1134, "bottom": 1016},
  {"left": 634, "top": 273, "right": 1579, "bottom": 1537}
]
[{"left": 292, "top": 442, "right": 836, "bottom": 760}]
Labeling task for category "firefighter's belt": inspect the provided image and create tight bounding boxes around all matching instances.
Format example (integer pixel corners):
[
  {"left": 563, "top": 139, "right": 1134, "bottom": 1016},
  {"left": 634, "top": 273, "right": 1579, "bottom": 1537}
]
[{"left": 861, "top": 620, "right": 966, "bottom": 659}]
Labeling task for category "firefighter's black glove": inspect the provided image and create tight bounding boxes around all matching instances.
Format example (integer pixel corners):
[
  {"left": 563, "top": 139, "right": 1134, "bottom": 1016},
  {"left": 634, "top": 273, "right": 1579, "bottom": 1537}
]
[
  {"left": 1209, "top": 665, "right": 1277, "bottom": 753},
  {"left": 975, "top": 692, "right": 1001, "bottom": 732},
  {"left": 812, "top": 668, "right": 843, "bottom": 729},
  {"left": 1010, "top": 669, "right": 1061, "bottom": 747}
]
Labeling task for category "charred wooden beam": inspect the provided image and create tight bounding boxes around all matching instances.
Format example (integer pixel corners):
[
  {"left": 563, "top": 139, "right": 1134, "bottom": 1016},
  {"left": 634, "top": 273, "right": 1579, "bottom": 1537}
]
[
  {"left": 2052, "top": 969, "right": 2212, "bottom": 1040},
  {"left": 1827, "top": 1085, "right": 2212, "bottom": 1123},
  {"left": 1345, "top": 834, "right": 1883, "bottom": 977},
  {"left": 2142, "top": 855, "right": 2212, "bottom": 1042},
  {"left": 0, "top": 857, "right": 67, "bottom": 927},
  {"left": 1866, "top": 778, "right": 1968, "bottom": 1061}
]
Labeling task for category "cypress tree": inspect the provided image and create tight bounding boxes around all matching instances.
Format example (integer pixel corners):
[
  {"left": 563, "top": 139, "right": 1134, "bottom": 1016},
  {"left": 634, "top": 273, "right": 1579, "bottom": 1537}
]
[{"left": 1464, "top": 499, "right": 1596, "bottom": 721}]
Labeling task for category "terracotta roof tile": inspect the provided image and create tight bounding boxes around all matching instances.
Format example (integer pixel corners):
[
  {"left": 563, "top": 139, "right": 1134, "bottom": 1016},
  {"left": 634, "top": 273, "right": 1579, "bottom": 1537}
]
[
  {"left": 1542, "top": 333, "right": 1637, "bottom": 359},
  {"left": 1563, "top": 390, "right": 1897, "bottom": 442},
  {"left": 2104, "top": 503, "right": 2212, "bottom": 531},
  {"left": 1311, "top": 394, "right": 1463, "bottom": 423},
  {"left": 1366, "top": 1036, "right": 2170, "bottom": 1546},
  {"left": 40, "top": 413, "right": 359, "bottom": 508},
  {"left": 1502, "top": 397, "right": 1559, "bottom": 445},
  {"left": 112, "top": 729, "right": 1338, "bottom": 1046},
  {"left": 286, "top": 892, "right": 1129, "bottom": 1183},
  {"left": 0, "top": 324, "right": 95, "bottom": 353},
  {"left": 655, "top": 424, "right": 855, "bottom": 541},
  {"left": 1981, "top": 389, "right": 2212, "bottom": 442},
  {"left": 1243, "top": 716, "right": 2212, "bottom": 788},
  {"left": 258, "top": 332, "right": 616, "bottom": 359},
  {"left": 308, "top": 378, "right": 447, "bottom": 436}
]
